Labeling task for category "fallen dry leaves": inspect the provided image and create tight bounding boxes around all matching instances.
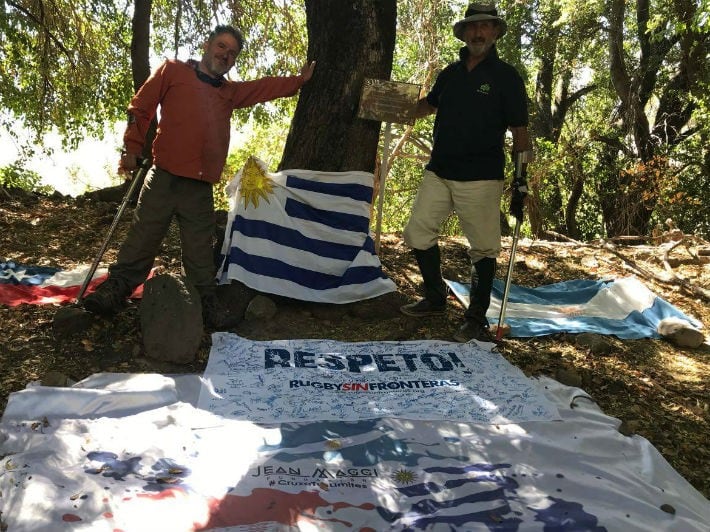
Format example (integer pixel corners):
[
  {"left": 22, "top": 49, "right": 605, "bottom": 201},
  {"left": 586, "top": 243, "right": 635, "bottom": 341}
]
[{"left": 2, "top": 188, "right": 709, "bottom": 498}]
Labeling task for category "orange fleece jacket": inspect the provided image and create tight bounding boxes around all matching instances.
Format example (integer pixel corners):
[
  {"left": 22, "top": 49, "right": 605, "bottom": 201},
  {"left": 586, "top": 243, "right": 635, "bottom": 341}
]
[{"left": 123, "top": 59, "right": 304, "bottom": 183}]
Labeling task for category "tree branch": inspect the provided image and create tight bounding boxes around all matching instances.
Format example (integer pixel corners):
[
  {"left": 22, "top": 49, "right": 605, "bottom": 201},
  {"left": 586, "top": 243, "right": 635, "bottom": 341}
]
[
  {"left": 6, "top": 0, "right": 76, "bottom": 67},
  {"left": 542, "top": 230, "right": 710, "bottom": 303}
]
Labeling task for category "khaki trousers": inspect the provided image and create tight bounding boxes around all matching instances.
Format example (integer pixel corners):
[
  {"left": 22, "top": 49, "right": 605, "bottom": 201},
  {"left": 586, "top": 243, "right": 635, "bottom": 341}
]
[{"left": 403, "top": 169, "right": 504, "bottom": 263}]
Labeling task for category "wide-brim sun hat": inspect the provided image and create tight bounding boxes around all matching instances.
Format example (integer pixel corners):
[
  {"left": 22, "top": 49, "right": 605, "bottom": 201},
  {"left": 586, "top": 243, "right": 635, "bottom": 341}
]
[{"left": 453, "top": 3, "right": 507, "bottom": 40}]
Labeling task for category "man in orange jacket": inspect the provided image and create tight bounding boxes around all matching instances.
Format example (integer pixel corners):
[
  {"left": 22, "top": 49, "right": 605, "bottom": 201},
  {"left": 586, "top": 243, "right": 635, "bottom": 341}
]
[{"left": 83, "top": 25, "right": 315, "bottom": 328}]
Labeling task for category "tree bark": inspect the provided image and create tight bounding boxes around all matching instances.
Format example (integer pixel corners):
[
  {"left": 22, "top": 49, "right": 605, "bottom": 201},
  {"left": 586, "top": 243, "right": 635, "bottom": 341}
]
[
  {"left": 128, "top": 0, "right": 156, "bottom": 198},
  {"left": 130, "top": 0, "right": 152, "bottom": 93},
  {"left": 279, "top": 0, "right": 397, "bottom": 172},
  {"left": 130, "top": 0, "right": 156, "bottom": 160},
  {"left": 602, "top": 0, "right": 661, "bottom": 235},
  {"left": 529, "top": 4, "right": 597, "bottom": 239}
]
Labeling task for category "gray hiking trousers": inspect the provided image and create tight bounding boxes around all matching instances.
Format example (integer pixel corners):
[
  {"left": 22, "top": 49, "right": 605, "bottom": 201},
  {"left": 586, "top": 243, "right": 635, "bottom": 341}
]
[{"left": 108, "top": 166, "right": 217, "bottom": 294}]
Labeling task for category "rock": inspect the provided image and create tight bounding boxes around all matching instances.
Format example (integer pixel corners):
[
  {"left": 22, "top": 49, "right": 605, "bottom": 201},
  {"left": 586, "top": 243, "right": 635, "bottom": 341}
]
[
  {"left": 217, "top": 281, "right": 254, "bottom": 325},
  {"left": 139, "top": 273, "right": 203, "bottom": 364},
  {"left": 52, "top": 306, "right": 94, "bottom": 338},
  {"left": 132, "top": 343, "right": 142, "bottom": 357},
  {"left": 81, "top": 183, "right": 127, "bottom": 203},
  {"left": 556, "top": 367, "right": 583, "bottom": 388},
  {"left": 657, "top": 317, "right": 705, "bottom": 348},
  {"left": 575, "top": 333, "right": 613, "bottom": 355},
  {"left": 659, "top": 503, "right": 676, "bottom": 515},
  {"left": 41, "top": 371, "right": 75, "bottom": 387},
  {"left": 617, "top": 419, "right": 639, "bottom": 437},
  {"left": 245, "top": 295, "right": 278, "bottom": 321},
  {"left": 580, "top": 256, "right": 598, "bottom": 269}
]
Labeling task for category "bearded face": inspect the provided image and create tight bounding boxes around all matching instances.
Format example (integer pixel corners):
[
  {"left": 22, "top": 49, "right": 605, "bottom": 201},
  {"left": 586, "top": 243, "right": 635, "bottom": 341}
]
[
  {"left": 200, "top": 33, "right": 241, "bottom": 78},
  {"left": 461, "top": 20, "right": 499, "bottom": 59}
]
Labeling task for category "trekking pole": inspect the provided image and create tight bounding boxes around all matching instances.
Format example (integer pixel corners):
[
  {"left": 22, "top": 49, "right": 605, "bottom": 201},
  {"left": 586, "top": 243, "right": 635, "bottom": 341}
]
[
  {"left": 495, "top": 150, "right": 531, "bottom": 340},
  {"left": 495, "top": 217, "right": 520, "bottom": 340},
  {"left": 76, "top": 159, "right": 149, "bottom": 303}
]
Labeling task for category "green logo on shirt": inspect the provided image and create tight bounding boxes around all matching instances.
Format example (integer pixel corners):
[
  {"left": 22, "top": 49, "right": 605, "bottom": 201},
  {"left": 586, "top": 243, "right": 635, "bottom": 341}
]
[{"left": 477, "top": 83, "right": 491, "bottom": 95}]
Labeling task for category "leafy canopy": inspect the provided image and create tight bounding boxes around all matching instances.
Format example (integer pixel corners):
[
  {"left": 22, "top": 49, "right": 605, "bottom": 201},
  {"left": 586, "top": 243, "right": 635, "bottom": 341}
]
[{"left": 1, "top": 0, "right": 133, "bottom": 149}]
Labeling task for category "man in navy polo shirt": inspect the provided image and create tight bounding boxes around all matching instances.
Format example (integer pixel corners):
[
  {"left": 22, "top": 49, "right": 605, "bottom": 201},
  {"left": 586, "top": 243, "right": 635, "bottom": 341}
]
[{"left": 400, "top": 3, "right": 533, "bottom": 343}]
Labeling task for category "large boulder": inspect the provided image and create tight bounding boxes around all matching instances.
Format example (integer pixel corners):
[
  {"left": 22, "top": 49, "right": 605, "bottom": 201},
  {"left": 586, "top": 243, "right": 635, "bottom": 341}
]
[
  {"left": 140, "top": 273, "right": 203, "bottom": 363},
  {"left": 657, "top": 317, "right": 705, "bottom": 348}
]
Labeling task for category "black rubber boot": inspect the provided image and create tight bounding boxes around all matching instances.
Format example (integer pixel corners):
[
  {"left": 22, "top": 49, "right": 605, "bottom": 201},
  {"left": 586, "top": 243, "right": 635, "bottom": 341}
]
[
  {"left": 416, "top": 245, "right": 447, "bottom": 306},
  {"left": 454, "top": 258, "right": 497, "bottom": 342},
  {"left": 465, "top": 257, "right": 496, "bottom": 320},
  {"left": 400, "top": 245, "right": 447, "bottom": 317}
]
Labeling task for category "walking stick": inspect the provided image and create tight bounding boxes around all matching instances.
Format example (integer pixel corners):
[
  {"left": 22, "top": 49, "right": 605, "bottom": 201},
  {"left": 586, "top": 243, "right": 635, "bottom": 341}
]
[
  {"left": 495, "top": 217, "right": 520, "bottom": 340},
  {"left": 76, "top": 159, "right": 149, "bottom": 303},
  {"left": 495, "top": 151, "right": 531, "bottom": 340}
]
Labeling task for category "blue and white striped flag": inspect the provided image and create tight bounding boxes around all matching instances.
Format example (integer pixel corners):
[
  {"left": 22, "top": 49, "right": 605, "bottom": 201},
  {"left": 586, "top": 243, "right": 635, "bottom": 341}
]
[
  {"left": 217, "top": 157, "right": 396, "bottom": 303},
  {"left": 446, "top": 276, "right": 703, "bottom": 339}
]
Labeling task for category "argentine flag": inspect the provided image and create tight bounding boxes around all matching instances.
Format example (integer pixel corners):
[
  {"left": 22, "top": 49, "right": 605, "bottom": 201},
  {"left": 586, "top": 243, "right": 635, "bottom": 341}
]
[
  {"left": 446, "top": 276, "right": 702, "bottom": 339},
  {"left": 217, "top": 157, "right": 396, "bottom": 303}
]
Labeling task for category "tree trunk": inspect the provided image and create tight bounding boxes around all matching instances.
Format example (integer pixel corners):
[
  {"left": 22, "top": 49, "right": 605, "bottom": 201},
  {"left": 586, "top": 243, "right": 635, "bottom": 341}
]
[
  {"left": 128, "top": 0, "right": 155, "bottom": 199},
  {"left": 130, "top": 0, "right": 152, "bottom": 94},
  {"left": 600, "top": 0, "right": 704, "bottom": 237},
  {"left": 279, "top": 0, "right": 397, "bottom": 172},
  {"left": 565, "top": 173, "right": 584, "bottom": 240}
]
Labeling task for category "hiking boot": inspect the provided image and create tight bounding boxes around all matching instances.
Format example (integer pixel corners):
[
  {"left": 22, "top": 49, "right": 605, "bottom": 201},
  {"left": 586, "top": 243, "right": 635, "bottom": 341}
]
[
  {"left": 82, "top": 278, "right": 132, "bottom": 316},
  {"left": 453, "top": 318, "right": 496, "bottom": 343},
  {"left": 201, "top": 293, "right": 240, "bottom": 329},
  {"left": 413, "top": 246, "right": 447, "bottom": 306},
  {"left": 400, "top": 298, "right": 446, "bottom": 317}
]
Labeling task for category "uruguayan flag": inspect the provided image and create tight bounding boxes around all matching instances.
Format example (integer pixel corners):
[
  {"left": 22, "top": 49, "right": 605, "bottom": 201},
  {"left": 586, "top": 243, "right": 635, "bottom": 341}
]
[
  {"left": 446, "top": 276, "right": 703, "bottom": 339},
  {"left": 217, "top": 157, "right": 396, "bottom": 303}
]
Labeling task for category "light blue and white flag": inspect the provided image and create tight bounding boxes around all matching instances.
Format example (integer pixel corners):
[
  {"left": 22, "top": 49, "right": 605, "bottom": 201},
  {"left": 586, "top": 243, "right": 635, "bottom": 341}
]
[
  {"left": 446, "top": 276, "right": 703, "bottom": 339},
  {"left": 217, "top": 157, "right": 396, "bottom": 303}
]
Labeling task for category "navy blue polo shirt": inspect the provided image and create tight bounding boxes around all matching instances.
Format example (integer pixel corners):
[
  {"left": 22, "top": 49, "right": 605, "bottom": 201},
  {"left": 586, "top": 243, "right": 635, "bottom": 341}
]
[{"left": 425, "top": 46, "right": 528, "bottom": 181}]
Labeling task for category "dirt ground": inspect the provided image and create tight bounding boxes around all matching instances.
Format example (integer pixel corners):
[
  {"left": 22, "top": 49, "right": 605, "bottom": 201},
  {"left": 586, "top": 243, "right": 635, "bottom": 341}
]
[{"left": 1, "top": 187, "right": 709, "bottom": 500}]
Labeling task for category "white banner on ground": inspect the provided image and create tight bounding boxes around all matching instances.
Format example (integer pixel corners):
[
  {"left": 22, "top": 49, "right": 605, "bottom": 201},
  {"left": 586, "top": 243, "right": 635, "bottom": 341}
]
[
  {"left": 1, "top": 376, "right": 708, "bottom": 531},
  {"left": 197, "top": 333, "right": 560, "bottom": 424}
]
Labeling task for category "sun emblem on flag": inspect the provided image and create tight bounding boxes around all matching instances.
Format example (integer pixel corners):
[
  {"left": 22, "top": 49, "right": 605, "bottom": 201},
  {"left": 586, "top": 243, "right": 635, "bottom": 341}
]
[
  {"left": 391, "top": 469, "right": 417, "bottom": 485},
  {"left": 239, "top": 156, "right": 274, "bottom": 209},
  {"left": 324, "top": 439, "right": 342, "bottom": 450}
]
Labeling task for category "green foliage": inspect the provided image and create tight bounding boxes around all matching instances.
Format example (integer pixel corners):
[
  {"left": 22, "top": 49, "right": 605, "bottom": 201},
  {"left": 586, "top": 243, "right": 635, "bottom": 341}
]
[
  {"left": 529, "top": 140, "right": 567, "bottom": 232},
  {"left": 379, "top": 149, "right": 424, "bottom": 234},
  {"left": 529, "top": 135, "right": 608, "bottom": 241},
  {"left": 0, "top": 0, "right": 133, "bottom": 148},
  {"left": 230, "top": 1, "right": 307, "bottom": 128},
  {"left": 2, "top": 0, "right": 708, "bottom": 241},
  {"left": 0, "top": 162, "right": 42, "bottom": 191},
  {"left": 648, "top": 101, "right": 710, "bottom": 238}
]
